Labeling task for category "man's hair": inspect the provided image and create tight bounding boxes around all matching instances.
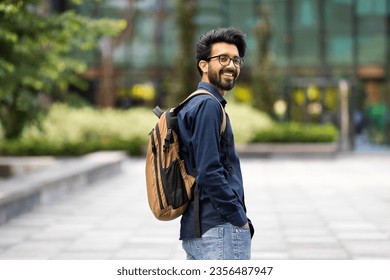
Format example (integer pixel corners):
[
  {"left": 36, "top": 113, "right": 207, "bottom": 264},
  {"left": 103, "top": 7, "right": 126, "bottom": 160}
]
[{"left": 196, "top": 27, "right": 246, "bottom": 76}]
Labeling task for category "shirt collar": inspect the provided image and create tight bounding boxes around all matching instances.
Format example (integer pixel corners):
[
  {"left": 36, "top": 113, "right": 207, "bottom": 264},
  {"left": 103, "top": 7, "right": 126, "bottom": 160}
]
[{"left": 197, "top": 82, "right": 227, "bottom": 107}]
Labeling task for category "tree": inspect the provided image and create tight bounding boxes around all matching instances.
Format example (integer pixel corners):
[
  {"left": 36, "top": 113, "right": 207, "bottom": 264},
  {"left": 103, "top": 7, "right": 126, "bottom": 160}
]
[
  {"left": 253, "top": 2, "right": 275, "bottom": 117},
  {"left": 0, "top": 0, "right": 126, "bottom": 139},
  {"left": 166, "top": 0, "right": 198, "bottom": 107}
]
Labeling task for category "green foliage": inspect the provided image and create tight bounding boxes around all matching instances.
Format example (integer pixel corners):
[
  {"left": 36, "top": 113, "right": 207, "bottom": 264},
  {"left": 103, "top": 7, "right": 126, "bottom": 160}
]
[
  {"left": 227, "top": 101, "right": 273, "bottom": 144},
  {"left": 0, "top": 103, "right": 339, "bottom": 156},
  {"left": 166, "top": 0, "right": 198, "bottom": 107},
  {"left": 0, "top": 0, "right": 126, "bottom": 139},
  {"left": 0, "top": 103, "right": 156, "bottom": 156},
  {"left": 251, "top": 122, "right": 339, "bottom": 143},
  {"left": 0, "top": 102, "right": 272, "bottom": 156},
  {"left": 252, "top": 3, "right": 276, "bottom": 116}
]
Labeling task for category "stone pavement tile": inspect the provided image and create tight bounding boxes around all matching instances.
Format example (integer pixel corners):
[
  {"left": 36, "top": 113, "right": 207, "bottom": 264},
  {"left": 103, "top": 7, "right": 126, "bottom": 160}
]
[
  {"left": 28, "top": 224, "right": 93, "bottom": 242},
  {"left": 252, "top": 230, "right": 286, "bottom": 252},
  {"left": 113, "top": 242, "right": 177, "bottom": 260},
  {"left": 54, "top": 251, "right": 114, "bottom": 260},
  {"left": 328, "top": 222, "right": 380, "bottom": 231},
  {"left": 343, "top": 240, "right": 390, "bottom": 259},
  {"left": 65, "top": 236, "right": 125, "bottom": 252},
  {"left": 286, "top": 236, "right": 340, "bottom": 246},
  {"left": 0, "top": 241, "right": 69, "bottom": 260},
  {"left": 132, "top": 220, "right": 179, "bottom": 236},
  {"left": 289, "top": 247, "right": 350, "bottom": 260},
  {"left": 278, "top": 213, "right": 325, "bottom": 228},
  {"left": 335, "top": 230, "right": 389, "bottom": 241},
  {"left": 286, "top": 236, "right": 345, "bottom": 257},
  {"left": 318, "top": 206, "right": 367, "bottom": 222},
  {"left": 283, "top": 228, "right": 333, "bottom": 238},
  {"left": 0, "top": 224, "right": 41, "bottom": 244},
  {"left": 274, "top": 204, "right": 315, "bottom": 214},
  {"left": 252, "top": 251, "right": 290, "bottom": 260},
  {"left": 170, "top": 244, "right": 187, "bottom": 259},
  {"left": 0, "top": 236, "right": 26, "bottom": 251},
  {"left": 251, "top": 215, "right": 281, "bottom": 230},
  {"left": 4, "top": 212, "right": 58, "bottom": 227},
  {"left": 285, "top": 230, "right": 348, "bottom": 260}
]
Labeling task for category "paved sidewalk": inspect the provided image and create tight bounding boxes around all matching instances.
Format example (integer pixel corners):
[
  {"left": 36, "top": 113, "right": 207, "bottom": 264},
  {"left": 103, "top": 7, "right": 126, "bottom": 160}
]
[{"left": 0, "top": 154, "right": 389, "bottom": 260}]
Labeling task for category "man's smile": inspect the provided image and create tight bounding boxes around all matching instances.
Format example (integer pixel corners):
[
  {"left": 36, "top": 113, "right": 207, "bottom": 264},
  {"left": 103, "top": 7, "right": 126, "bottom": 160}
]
[{"left": 221, "top": 71, "right": 236, "bottom": 79}]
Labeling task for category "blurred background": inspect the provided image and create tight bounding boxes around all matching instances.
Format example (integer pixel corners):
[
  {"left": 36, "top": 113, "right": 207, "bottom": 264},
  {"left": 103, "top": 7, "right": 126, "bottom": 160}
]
[
  {"left": 1, "top": 0, "right": 390, "bottom": 160},
  {"left": 1, "top": 0, "right": 390, "bottom": 261}
]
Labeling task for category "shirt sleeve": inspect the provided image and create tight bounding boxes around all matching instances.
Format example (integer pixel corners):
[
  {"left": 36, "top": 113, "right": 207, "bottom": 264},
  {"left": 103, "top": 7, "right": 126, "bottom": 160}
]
[{"left": 190, "top": 98, "right": 247, "bottom": 227}]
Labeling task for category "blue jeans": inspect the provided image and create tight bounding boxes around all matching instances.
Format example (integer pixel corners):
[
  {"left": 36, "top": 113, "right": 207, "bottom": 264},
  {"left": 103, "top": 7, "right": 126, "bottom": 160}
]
[{"left": 182, "top": 223, "right": 251, "bottom": 260}]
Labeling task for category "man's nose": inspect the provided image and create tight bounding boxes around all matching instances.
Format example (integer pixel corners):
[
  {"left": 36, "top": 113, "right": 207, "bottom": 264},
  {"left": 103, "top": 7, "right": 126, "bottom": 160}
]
[{"left": 226, "top": 58, "right": 235, "bottom": 68}]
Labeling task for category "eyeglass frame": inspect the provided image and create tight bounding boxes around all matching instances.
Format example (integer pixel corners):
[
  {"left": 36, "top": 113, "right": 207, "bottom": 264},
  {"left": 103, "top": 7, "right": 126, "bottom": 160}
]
[{"left": 206, "top": 54, "right": 244, "bottom": 68}]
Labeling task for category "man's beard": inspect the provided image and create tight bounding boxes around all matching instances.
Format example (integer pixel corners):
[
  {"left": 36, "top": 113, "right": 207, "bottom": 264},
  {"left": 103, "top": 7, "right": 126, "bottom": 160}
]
[{"left": 208, "top": 68, "right": 238, "bottom": 91}]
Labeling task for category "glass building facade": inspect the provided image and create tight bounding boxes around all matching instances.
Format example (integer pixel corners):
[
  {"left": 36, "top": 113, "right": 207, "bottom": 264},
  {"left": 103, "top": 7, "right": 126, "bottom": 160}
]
[
  {"left": 77, "top": 0, "right": 389, "bottom": 73},
  {"left": 71, "top": 0, "right": 389, "bottom": 148}
]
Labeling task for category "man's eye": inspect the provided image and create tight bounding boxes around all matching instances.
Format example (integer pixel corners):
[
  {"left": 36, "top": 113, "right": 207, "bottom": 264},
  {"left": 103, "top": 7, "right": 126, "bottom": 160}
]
[{"left": 220, "top": 56, "right": 229, "bottom": 62}]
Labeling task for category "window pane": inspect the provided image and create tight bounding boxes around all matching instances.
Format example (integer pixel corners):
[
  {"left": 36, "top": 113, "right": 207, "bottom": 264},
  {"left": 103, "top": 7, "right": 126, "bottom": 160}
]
[
  {"left": 292, "top": 0, "right": 320, "bottom": 66},
  {"left": 226, "top": 0, "right": 257, "bottom": 65},
  {"left": 326, "top": 0, "right": 353, "bottom": 65},
  {"left": 357, "top": 0, "right": 386, "bottom": 64},
  {"left": 269, "top": 0, "right": 288, "bottom": 67}
]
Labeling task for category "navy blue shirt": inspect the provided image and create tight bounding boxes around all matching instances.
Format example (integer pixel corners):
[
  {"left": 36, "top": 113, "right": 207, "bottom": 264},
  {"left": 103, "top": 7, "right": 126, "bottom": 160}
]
[{"left": 178, "top": 82, "right": 248, "bottom": 239}]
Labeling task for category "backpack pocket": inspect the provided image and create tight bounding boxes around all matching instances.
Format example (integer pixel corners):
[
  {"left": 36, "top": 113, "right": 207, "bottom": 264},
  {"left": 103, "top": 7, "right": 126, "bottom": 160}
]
[{"left": 162, "top": 159, "right": 188, "bottom": 209}]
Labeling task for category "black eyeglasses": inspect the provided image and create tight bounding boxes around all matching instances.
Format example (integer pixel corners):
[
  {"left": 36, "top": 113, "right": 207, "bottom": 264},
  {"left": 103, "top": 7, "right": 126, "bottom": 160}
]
[{"left": 206, "top": 54, "right": 244, "bottom": 68}]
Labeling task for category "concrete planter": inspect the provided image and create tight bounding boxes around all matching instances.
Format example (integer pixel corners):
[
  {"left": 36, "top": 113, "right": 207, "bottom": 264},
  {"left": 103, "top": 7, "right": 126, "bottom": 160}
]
[
  {"left": 237, "top": 142, "right": 339, "bottom": 157},
  {"left": 0, "top": 151, "right": 127, "bottom": 225},
  {"left": 0, "top": 156, "right": 56, "bottom": 177}
]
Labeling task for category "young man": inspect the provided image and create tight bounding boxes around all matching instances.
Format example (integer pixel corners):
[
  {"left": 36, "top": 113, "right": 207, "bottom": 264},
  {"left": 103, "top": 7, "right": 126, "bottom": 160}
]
[{"left": 177, "top": 27, "right": 254, "bottom": 260}]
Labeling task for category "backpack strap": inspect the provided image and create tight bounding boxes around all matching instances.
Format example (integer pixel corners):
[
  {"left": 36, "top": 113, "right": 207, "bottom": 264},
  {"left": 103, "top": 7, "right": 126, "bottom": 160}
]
[{"left": 174, "top": 90, "right": 226, "bottom": 135}]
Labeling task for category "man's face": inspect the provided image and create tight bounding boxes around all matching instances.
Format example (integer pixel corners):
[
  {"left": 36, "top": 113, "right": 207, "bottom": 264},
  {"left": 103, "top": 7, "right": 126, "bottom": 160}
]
[{"left": 206, "top": 42, "right": 241, "bottom": 93}]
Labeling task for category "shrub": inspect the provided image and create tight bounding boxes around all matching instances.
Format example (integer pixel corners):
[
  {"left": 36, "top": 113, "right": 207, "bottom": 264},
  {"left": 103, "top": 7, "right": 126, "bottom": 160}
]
[
  {"left": 0, "top": 103, "right": 339, "bottom": 156},
  {"left": 227, "top": 102, "right": 273, "bottom": 144},
  {"left": 0, "top": 102, "right": 274, "bottom": 156},
  {"left": 0, "top": 104, "right": 156, "bottom": 156},
  {"left": 251, "top": 122, "right": 339, "bottom": 143}
]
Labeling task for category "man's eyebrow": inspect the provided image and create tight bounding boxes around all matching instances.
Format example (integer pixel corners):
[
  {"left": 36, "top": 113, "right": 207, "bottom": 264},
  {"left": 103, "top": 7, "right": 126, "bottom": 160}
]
[{"left": 211, "top": 53, "right": 240, "bottom": 57}]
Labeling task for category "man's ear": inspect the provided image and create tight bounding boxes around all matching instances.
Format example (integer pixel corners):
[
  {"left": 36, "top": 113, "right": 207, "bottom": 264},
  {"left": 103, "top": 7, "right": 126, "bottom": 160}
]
[{"left": 199, "top": 60, "right": 208, "bottom": 74}]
